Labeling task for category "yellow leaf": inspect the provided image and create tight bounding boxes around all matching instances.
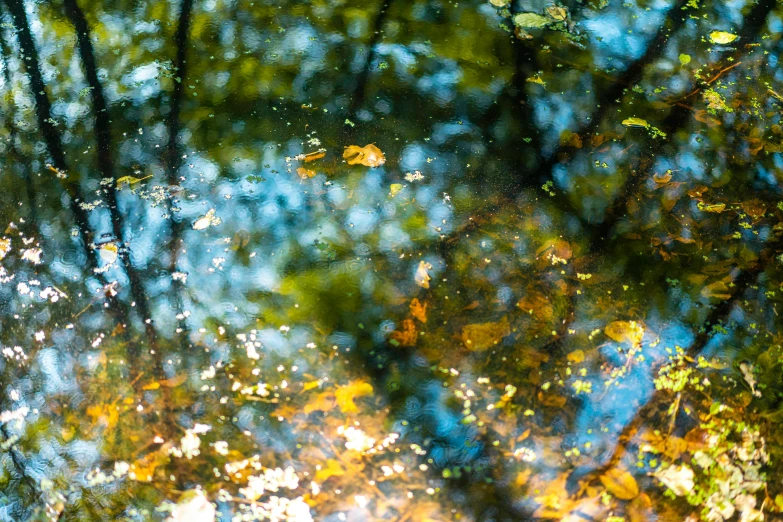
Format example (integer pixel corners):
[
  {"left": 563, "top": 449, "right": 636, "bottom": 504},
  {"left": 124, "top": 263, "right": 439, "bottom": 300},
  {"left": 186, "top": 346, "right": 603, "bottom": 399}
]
[
  {"left": 303, "top": 391, "right": 336, "bottom": 414},
  {"left": 697, "top": 201, "right": 726, "bottom": 213},
  {"left": 604, "top": 321, "right": 644, "bottom": 347},
  {"left": 86, "top": 403, "right": 119, "bottom": 430},
  {"left": 599, "top": 467, "right": 639, "bottom": 500},
  {"left": 389, "top": 183, "right": 404, "bottom": 197},
  {"left": 343, "top": 144, "right": 386, "bottom": 167},
  {"left": 390, "top": 318, "right": 418, "bottom": 347},
  {"left": 334, "top": 381, "right": 374, "bottom": 413},
  {"left": 315, "top": 459, "right": 345, "bottom": 482},
  {"left": 159, "top": 374, "right": 188, "bottom": 388},
  {"left": 566, "top": 349, "right": 585, "bottom": 364},
  {"left": 116, "top": 175, "right": 152, "bottom": 188},
  {"left": 622, "top": 117, "right": 649, "bottom": 129},
  {"left": 701, "top": 281, "right": 731, "bottom": 300},
  {"left": 129, "top": 443, "right": 172, "bottom": 482},
  {"left": 461, "top": 316, "right": 511, "bottom": 351},
  {"left": 303, "top": 380, "right": 321, "bottom": 392},
  {"left": 142, "top": 381, "right": 161, "bottom": 391},
  {"left": 297, "top": 167, "right": 316, "bottom": 179},
  {"left": 709, "top": 31, "right": 738, "bottom": 44}
]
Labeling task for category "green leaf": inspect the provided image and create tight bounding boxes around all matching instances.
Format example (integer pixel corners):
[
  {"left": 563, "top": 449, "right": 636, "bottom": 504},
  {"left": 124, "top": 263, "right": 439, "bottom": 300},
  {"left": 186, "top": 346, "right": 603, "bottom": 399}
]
[
  {"left": 622, "top": 117, "right": 649, "bottom": 129},
  {"left": 116, "top": 175, "right": 152, "bottom": 188},
  {"left": 513, "top": 12, "right": 552, "bottom": 29},
  {"left": 679, "top": 54, "right": 691, "bottom": 65}
]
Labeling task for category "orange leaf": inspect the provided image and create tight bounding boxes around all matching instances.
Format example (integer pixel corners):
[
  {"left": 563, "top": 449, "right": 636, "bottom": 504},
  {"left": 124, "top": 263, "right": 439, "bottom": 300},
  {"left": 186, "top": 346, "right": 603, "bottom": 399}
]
[
  {"left": 343, "top": 144, "right": 386, "bottom": 167},
  {"left": 410, "top": 298, "right": 428, "bottom": 323}
]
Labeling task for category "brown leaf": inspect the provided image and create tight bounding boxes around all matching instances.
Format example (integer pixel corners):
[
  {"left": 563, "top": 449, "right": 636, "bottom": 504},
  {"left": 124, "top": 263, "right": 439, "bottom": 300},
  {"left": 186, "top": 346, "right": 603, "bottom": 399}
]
[
  {"left": 599, "top": 467, "right": 639, "bottom": 500},
  {"left": 129, "top": 443, "right": 172, "bottom": 482},
  {"left": 410, "top": 298, "right": 428, "bottom": 323},
  {"left": 461, "top": 316, "right": 511, "bottom": 351},
  {"left": 701, "top": 280, "right": 732, "bottom": 300},
  {"left": 160, "top": 374, "right": 188, "bottom": 388},
  {"left": 741, "top": 199, "right": 766, "bottom": 219},
  {"left": 343, "top": 144, "right": 386, "bottom": 167}
]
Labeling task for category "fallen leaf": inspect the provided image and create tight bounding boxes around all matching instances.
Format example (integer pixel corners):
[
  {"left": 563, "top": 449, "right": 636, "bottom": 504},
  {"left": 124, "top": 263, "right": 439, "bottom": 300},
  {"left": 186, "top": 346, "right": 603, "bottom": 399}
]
[
  {"left": 160, "top": 374, "right": 188, "bottom": 388},
  {"left": 653, "top": 464, "right": 694, "bottom": 496},
  {"left": 709, "top": 31, "right": 738, "bottom": 44},
  {"left": 567, "top": 349, "right": 585, "bottom": 364},
  {"left": 389, "top": 183, "right": 404, "bottom": 197},
  {"left": 652, "top": 171, "right": 672, "bottom": 184},
  {"left": 462, "top": 316, "right": 511, "bottom": 351},
  {"left": 116, "top": 175, "right": 152, "bottom": 188},
  {"left": 599, "top": 467, "right": 639, "bottom": 500},
  {"left": 513, "top": 12, "right": 552, "bottom": 29},
  {"left": 297, "top": 167, "right": 316, "bottom": 179},
  {"left": 410, "top": 298, "right": 428, "bottom": 323},
  {"left": 334, "top": 380, "right": 374, "bottom": 413},
  {"left": 622, "top": 117, "right": 649, "bottom": 129},
  {"left": 604, "top": 321, "right": 644, "bottom": 348},
  {"left": 315, "top": 459, "right": 345, "bottom": 482},
  {"left": 129, "top": 443, "right": 172, "bottom": 482},
  {"left": 697, "top": 202, "right": 726, "bottom": 213},
  {"left": 679, "top": 54, "right": 691, "bottom": 66},
  {"left": 415, "top": 261, "right": 433, "bottom": 289},
  {"left": 545, "top": 6, "right": 568, "bottom": 21},
  {"left": 303, "top": 391, "right": 336, "bottom": 414},
  {"left": 302, "top": 150, "right": 326, "bottom": 162},
  {"left": 142, "top": 381, "right": 161, "bottom": 391},
  {"left": 343, "top": 144, "right": 386, "bottom": 167},
  {"left": 741, "top": 199, "right": 766, "bottom": 219},
  {"left": 701, "top": 280, "right": 731, "bottom": 300}
]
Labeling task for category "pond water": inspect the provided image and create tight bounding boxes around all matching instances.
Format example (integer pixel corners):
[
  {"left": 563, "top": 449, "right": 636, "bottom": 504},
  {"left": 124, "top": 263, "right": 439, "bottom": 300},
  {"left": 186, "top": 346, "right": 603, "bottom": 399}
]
[{"left": 1, "top": 0, "right": 783, "bottom": 520}]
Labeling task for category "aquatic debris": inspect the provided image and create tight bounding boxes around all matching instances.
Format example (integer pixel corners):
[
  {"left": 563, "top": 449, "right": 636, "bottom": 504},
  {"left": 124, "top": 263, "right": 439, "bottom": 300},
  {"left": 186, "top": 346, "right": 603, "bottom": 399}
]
[
  {"left": 343, "top": 144, "right": 386, "bottom": 167},
  {"left": 415, "top": 261, "right": 432, "bottom": 288},
  {"left": 193, "top": 209, "right": 221, "bottom": 230}
]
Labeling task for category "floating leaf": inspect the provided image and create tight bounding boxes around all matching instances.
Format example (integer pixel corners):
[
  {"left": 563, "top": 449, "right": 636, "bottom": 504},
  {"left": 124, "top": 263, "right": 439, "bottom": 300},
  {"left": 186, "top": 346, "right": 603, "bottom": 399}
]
[
  {"left": 116, "top": 175, "right": 152, "bottom": 188},
  {"left": 461, "top": 316, "right": 511, "bottom": 351},
  {"left": 389, "top": 183, "right": 404, "bottom": 197},
  {"left": 297, "top": 167, "right": 316, "bottom": 180},
  {"left": 97, "top": 242, "right": 119, "bottom": 265},
  {"left": 142, "top": 381, "right": 161, "bottom": 391},
  {"left": 334, "top": 380, "right": 374, "bottom": 413},
  {"left": 545, "top": 6, "right": 568, "bottom": 21},
  {"left": 652, "top": 171, "right": 673, "bottom": 184},
  {"left": 513, "top": 12, "right": 552, "bottom": 29},
  {"left": 526, "top": 75, "right": 546, "bottom": 87},
  {"left": 679, "top": 54, "right": 691, "bottom": 66},
  {"left": 604, "top": 321, "right": 644, "bottom": 347},
  {"left": 709, "top": 31, "right": 738, "bottom": 44},
  {"left": 599, "top": 467, "right": 639, "bottom": 500},
  {"left": 129, "top": 443, "right": 172, "bottom": 482},
  {"left": 410, "top": 298, "right": 428, "bottom": 323},
  {"left": 415, "top": 261, "right": 433, "bottom": 289},
  {"left": 567, "top": 349, "right": 585, "bottom": 364},
  {"left": 622, "top": 117, "right": 649, "bottom": 129},
  {"left": 343, "top": 144, "right": 386, "bottom": 167}
]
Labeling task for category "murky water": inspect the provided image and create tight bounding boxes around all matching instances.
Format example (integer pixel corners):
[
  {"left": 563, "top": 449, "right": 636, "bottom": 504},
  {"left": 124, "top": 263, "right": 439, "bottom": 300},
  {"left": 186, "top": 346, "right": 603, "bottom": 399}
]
[{"left": 1, "top": 0, "right": 783, "bottom": 520}]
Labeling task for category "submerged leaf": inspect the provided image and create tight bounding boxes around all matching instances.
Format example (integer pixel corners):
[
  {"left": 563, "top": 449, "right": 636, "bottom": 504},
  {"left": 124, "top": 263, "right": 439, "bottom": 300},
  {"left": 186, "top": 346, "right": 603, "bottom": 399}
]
[
  {"left": 622, "top": 117, "right": 649, "bottom": 129},
  {"left": 116, "top": 175, "right": 152, "bottom": 188},
  {"left": 462, "top": 316, "right": 511, "bottom": 351},
  {"left": 297, "top": 167, "right": 317, "bottom": 179},
  {"left": 599, "top": 467, "right": 639, "bottom": 500},
  {"left": 389, "top": 183, "right": 404, "bottom": 197},
  {"left": 343, "top": 144, "right": 386, "bottom": 167},
  {"left": 334, "top": 380, "right": 374, "bottom": 413},
  {"left": 410, "top": 298, "right": 428, "bottom": 323},
  {"left": 605, "top": 321, "right": 644, "bottom": 347},
  {"left": 513, "top": 12, "right": 552, "bottom": 29},
  {"left": 709, "top": 31, "right": 738, "bottom": 44}
]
